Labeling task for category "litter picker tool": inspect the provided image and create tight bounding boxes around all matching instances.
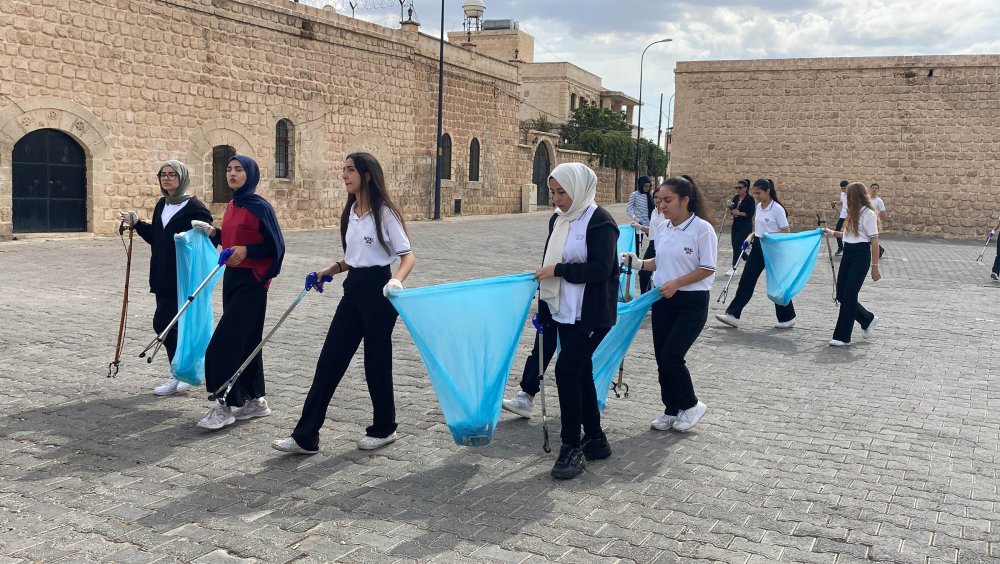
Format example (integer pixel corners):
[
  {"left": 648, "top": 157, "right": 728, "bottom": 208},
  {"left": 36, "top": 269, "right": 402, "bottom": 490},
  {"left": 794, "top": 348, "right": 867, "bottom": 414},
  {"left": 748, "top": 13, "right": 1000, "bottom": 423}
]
[
  {"left": 208, "top": 271, "right": 332, "bottom": 403},
  {"left": 139, "top": 247, "right": 233, "bottom": 363},
  {"left": 108, "top": 219, "right": 134, "bottom": 378},
  {"left": 717, "top": 236, "right": 752, "bottom": 304},
  {"left": 976, "top": 218, "right": 997, "bottom": 263},
  {"left": 817, "top": 214, "right": 838, "bottom": 302},
  {"left": 532, "top": 301, "right": 552, "bottom": 453},
  {"left": 612, "top": 256, "right": 634, "bottom": 399}
]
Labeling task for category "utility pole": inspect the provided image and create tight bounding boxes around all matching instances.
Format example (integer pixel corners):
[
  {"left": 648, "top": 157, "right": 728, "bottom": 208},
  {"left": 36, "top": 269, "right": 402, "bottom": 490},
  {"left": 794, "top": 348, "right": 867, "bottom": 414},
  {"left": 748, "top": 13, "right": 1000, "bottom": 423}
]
[{"left": 656, "top": 93, "right": 663, "bottom": 151}]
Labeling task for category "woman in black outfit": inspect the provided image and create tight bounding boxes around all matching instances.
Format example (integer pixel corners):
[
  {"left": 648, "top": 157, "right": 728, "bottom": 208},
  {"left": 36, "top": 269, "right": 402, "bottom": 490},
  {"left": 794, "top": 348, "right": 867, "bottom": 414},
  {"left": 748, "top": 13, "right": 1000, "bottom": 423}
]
[
  {"left": 120, "top": 160, "right": 212, "bottom": 396},
  {"left": 535, "top": 162, "right": 618, "bottom": 480},
  {"left": 726, "top": 179, "right": 754, "bottom": 276}
]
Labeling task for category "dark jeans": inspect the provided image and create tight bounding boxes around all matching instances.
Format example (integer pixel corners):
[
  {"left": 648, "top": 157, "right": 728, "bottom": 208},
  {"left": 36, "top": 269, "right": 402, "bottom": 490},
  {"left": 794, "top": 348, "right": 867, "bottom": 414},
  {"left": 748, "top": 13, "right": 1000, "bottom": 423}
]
[
  {"left": 725, "top": 241, "right": 796, "bottom": 322},
  {"left": 517, "top": 320, "right": 557, "bottom": 397},
  {"left": 652, "top": 291, "right": 708, "bottom": 415},
  {"left": 730, "top": 224, "right": 752, "bottom": 267},
  {"left": 152, "top": 291, "right": 178, "bottom": 363},
  {"left": 833, "top": 242, "right": 876, "bottom": 343},
  {"left": 834, "top": 218, "right": 846, "bottom": 250},
  {"left": 554, "top": 323, "right": 610, "bottom": 448},
  {"left": 638, "top": 242, "right": 656, "bottom": 293},
  {"left": 993, "top": 236, "right": 1000, "bottom": 275},
  {"left": 204, "top": 268, "right": 267, "bottom": 408},
  {"left": 292, "top": 266, "right": 399, "bottom": 450}
]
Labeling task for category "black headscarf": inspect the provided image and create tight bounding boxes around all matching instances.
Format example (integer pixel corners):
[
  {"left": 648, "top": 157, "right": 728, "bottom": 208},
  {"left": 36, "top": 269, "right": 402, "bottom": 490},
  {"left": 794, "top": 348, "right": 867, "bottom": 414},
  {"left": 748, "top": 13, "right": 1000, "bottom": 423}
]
[
  {"left": 229, "top": 155, "right": 285, "bottom": 285},
  {"left": 637, "top": 175, "right": 655, "bottom": 221}
]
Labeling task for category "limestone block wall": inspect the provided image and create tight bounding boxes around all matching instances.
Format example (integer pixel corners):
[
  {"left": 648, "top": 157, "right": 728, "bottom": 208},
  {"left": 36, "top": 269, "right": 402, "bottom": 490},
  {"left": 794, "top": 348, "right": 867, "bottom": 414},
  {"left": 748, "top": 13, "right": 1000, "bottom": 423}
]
[
  {"left": 520, "top": 62, "right": 604, "bottom": 124},
  {"left": 671, "top": 55, "right": 1000, "bottom": 238}
]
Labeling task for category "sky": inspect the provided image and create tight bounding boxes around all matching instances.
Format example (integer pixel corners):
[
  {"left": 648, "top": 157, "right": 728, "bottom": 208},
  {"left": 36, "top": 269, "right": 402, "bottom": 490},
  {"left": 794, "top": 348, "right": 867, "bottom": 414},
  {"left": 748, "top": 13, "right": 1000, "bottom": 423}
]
[{"left": 341, "top": 0, "right": 1000, "bottom": 141}]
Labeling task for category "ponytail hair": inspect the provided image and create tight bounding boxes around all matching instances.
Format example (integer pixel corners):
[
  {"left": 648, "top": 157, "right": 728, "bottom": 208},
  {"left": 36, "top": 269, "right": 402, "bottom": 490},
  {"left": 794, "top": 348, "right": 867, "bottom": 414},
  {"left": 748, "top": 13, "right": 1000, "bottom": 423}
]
[
  {"left": 659, "top": 176, "right": 709, "bottom": 221},
  {"left": 752, "top": 178, "right": 784, "bottom": 210}
]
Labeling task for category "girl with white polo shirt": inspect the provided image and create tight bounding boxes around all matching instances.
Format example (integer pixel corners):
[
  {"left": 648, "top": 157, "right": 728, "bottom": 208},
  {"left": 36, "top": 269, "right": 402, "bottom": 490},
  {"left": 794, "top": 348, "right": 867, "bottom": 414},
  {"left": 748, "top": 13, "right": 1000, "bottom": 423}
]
[
  {"left": 825, "top": 182, "right": 881, "bottom": 346},
  {"left": 273, "top": 152, "right": 414, "bottom": 454},
  {"left": 621, "top": 177, "right": 716, "bottom": 432},
  {"left": 715, "top": 178, "right": 796, "bottom": 329}
]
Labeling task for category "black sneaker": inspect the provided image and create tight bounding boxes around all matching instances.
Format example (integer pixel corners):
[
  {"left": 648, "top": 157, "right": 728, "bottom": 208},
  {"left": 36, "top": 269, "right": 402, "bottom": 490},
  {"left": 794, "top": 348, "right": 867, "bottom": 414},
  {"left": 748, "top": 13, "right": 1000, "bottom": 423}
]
[
  {"left": 551, "top": 445, "right": 586, "bottom": 479},
  {"left": 580, "top": 433, "right": 612, "bottom": 461}
]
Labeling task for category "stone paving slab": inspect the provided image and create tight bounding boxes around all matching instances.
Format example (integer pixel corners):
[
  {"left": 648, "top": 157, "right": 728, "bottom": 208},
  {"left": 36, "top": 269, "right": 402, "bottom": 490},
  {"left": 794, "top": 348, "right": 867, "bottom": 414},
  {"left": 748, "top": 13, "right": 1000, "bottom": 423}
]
[{"left": 1, "top": 204, "right": 998, "bottom": 563}]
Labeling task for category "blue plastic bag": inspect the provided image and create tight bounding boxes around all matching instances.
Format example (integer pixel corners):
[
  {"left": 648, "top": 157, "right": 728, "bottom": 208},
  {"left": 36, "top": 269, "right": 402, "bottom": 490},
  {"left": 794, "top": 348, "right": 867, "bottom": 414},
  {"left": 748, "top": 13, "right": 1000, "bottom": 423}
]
[
  {"left": 617, "top": 223, "right": 638, "bottom": 301},
  {"left": 593, "top": 289, "right": 659, "bottom": 410},
  {"left": 170, "top": 230, "right": 223, "bottom": 386},
  {"left": 760, "top": 229, "right": 823, "bottom": 306},
  {"left": 387, "top": 273, "right": 537, "bottom": 447}
]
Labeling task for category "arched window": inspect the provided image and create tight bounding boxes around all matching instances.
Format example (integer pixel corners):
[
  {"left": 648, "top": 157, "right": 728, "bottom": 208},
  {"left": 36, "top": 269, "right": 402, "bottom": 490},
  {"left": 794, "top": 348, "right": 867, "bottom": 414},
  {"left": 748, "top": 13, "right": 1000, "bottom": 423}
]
[
  {"left": 212, "top": 145, "right": 236, "bottom": 203},
  {"left": 275, "top": 119, "right": 293, "bottom": 179},
  {"left": 468, "top": 138, "right": 480, "bottom": 182},
  {"left": 440, "top": 133, "right": 452, "bottom": 180}
]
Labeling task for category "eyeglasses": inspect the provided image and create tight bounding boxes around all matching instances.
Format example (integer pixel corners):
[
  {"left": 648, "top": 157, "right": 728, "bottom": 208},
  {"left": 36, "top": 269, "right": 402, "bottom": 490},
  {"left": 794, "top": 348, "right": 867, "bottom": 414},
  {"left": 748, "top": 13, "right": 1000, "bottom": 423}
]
[{"left": 157, "top": 172, "right": 179, "bottom": 179}]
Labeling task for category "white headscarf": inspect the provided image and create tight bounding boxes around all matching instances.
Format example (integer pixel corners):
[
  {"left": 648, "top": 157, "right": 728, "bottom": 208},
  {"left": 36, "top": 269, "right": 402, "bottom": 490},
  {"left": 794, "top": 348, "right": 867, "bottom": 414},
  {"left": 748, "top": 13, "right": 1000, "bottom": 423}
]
[{"left": 540, "top": 162, "right": 598, "bottom": 313}]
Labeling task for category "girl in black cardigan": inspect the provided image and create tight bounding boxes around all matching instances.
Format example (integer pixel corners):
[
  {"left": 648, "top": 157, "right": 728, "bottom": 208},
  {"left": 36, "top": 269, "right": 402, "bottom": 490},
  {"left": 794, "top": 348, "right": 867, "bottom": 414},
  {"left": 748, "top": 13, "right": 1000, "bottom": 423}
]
[
  {"left": 535, "top": 162, "right": 618, "bottom": 480},
  {"left": 120, "top": 160, "right": 212, "bottom": 395}
]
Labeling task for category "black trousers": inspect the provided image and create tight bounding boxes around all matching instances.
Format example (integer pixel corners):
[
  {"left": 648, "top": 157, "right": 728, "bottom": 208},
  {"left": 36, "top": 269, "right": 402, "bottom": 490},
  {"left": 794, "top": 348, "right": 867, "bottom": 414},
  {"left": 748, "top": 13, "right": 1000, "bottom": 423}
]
[
  {"left": 204, "top": 268, "right": 268, "bottom": 408},
  {"left": 834, "top": 218, "right": 846, "bottom": 250},
  {"left": 726, "top": 241, "right": 796, "bottom": 322},
  {"left": 993, "top": 236, "right": 1000, "bottom": 275},
  {"left": 833, "top": 242, "right": 876, "bottom": 343},
  {"left": 554, "top": 323, "right": 610, "bottom": 448},
  {"left": 638, "top": 242, "right": 656, "bottom": 293},
  {"left": 516, "top": 320, "right": 557, "bottom": 397},
  {"left": 652, "top": 291, "right": 708, "bottom": 415},
  {"left": 730, "top": 223, "right": 752, "bottom": 267},
  {"left": 152, "top": 291, "right": 179, "bottom": 363},
  {"left": 292, "top": 266, "right": 399, "bottom": 450}
]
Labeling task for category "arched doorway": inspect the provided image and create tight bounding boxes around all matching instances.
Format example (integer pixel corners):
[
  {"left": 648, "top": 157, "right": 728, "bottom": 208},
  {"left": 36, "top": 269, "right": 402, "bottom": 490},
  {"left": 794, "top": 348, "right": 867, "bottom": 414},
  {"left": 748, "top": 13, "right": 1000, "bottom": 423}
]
[
  {"left": 12, "top": 129, "right": 87, "bottom": 232},
  {"left": 532, "top": 144, "right": 551, "bottom": 207}
]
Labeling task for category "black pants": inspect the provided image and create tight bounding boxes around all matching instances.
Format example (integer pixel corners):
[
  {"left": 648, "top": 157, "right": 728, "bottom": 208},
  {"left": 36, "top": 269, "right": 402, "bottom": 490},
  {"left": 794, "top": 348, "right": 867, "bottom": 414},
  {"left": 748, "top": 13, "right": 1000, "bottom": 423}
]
[
  {"left": 152, "top": 291, "right": 179, "bottom": 363},
  {"left": 730, "top": 224, "right": 752, "bottom": 267},
  {"left": 517, "top": 320, "right": 557, "bottom": 396},
  {"left": 993, "top": 236, "right": 1000, "bottom": 275},
  {"left": 638, "top": 242, "right": 656, "bottom": 293},
  {"left": 833, "top": 242, "right": 876, "bottom": 343},
  {"left": 834, "top": 218, "right": 845, "bottom": 250},
  {"left": 292, "top": 266, "right": 399, "bottom": 450},
  {"left": 652, "top": 291, "right": 708, "bottom": 415},
  {"left": 554, "top": 323, "right": 609, "bottom": 448},
  {"left": 204, "top": 268, "right": 268, "bottom": 408},
  {"left": 726, "top": 241, "right": 796, "bottom": 322}
]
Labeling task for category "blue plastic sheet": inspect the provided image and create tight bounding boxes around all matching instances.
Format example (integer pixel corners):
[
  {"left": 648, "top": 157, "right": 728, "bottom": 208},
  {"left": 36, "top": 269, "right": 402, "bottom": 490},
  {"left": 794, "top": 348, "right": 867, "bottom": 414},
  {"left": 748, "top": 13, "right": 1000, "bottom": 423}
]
[
  {"left": 170, "top": 230, "right": 223, "bottom": 386},
  {"left": 760, "top": 229, "right": 823, "bottom": 306},
  {"left": 593, "top": 289, "right": 660, "bottom": 410},
  {"left": 388, "top": 273, "right": 537, "bottom": 447},
  {"left": 617, "top": 223, "right": 638, "bottom": 301}
]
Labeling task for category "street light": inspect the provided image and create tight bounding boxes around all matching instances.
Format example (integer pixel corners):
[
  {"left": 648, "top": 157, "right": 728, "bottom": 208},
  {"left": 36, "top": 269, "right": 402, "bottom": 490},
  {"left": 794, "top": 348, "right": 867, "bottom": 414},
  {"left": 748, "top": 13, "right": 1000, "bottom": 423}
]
[
  {"left": 433, "top": 0, "right": 446, "bottom": 220},
  {"left": 633, "top": 38, "right": 671, "bottom": 190}
]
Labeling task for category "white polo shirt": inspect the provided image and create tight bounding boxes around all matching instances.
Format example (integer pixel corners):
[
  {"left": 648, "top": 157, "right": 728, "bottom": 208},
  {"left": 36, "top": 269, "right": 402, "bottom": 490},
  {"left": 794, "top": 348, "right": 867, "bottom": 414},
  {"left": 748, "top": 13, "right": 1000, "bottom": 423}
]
[
  {"left": 839, "top": 191, "right": 848, "bottom": 219},
  {"left": 843, "top": 207, "right": 879, "bottom": 243},
  {"left": 648, "top": 209, "right": 664, "bottom": 241},
  {"left": 754, "top": 201, "right": 789, "bottom": 236},
  {"left": 871, "top": 196, "right": 885, "bottom": 213},
  {"left": 652, "top": 214, "right": 717, "bottom": 292},
  {"left": 344, "top": 203, "right": 411, "bottom": 267},
  {"left": 553, "top": 203, "right": 597, "bottom": 324}
]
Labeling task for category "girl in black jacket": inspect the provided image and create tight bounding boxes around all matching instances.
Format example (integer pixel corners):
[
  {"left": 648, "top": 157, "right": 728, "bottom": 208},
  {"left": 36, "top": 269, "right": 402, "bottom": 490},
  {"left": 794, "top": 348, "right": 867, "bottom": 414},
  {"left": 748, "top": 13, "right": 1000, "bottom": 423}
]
[
  {"left": 120, "top": 160, "right": 212, "bottom": 396},
  {"left": 535, "top": 162, "right": 618, "bottom": 480}
]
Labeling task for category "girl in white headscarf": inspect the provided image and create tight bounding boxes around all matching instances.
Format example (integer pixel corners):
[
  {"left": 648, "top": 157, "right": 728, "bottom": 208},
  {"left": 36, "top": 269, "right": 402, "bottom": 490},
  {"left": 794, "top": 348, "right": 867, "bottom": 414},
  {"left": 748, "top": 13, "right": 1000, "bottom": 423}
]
[
  {"left": 119, "top": 161, "right": 213, "bottom": 396},
  {"left": 534, "top": 162, "right": 619, "bottom": 480}
]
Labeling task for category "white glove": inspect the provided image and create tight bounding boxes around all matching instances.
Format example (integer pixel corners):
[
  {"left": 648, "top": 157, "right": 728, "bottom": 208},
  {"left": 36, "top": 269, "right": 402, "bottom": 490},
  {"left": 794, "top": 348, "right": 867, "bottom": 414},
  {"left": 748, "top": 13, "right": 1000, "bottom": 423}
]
[
  {"left": 191, "top": 220, "right": 216, "bottom": 237},
  {"left": 118, "top": 211, "right": 138, "bottom": 227},
  {"left": 382, "top": 278, "right": 404, "bottom": 297},
  {"left": 823, "top": 228, "right": 835, "bottom": 236},
  {"left": 619, "top": 252, "right": 643, "bottom": 269}
]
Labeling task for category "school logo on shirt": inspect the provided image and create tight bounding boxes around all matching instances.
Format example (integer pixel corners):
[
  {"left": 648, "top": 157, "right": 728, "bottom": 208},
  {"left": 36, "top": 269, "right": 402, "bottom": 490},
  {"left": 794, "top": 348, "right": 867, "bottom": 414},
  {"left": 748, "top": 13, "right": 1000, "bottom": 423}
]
[
  {"left": 684, "top": 247, "right": 694, "bottom": 254},
  {"left": 364, "top": 236, "right": 374, "bottom": 245},
  {"left": 575, "top": 234, "right": 585, "bottom": 241}
]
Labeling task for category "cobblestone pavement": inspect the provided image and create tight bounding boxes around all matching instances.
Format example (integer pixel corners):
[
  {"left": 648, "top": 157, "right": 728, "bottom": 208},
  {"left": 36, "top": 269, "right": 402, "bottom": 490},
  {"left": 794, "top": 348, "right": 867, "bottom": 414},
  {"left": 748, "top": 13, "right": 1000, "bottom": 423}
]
[{"left": 1, "top": 204, "right": 998, "bottom": 563}]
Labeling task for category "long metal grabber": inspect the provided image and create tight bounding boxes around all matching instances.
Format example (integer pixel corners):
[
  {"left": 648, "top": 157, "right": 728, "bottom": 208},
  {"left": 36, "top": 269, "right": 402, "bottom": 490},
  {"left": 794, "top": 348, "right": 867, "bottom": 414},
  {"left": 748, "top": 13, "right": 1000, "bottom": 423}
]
[
  {"left": 108, "top": 219, "right": 134, "bottom": 378},
  {"left": 976, "top": 221, "right": 997, "bottom": 263},
  {"left": 532, "top": 308, "right": 551, "bottom": 454},
  {"left": 612, "top": 256, "right": 633, "bottom": 399},
  {"left": 718, "top": 236, "right": 752, "bottom": 304}
]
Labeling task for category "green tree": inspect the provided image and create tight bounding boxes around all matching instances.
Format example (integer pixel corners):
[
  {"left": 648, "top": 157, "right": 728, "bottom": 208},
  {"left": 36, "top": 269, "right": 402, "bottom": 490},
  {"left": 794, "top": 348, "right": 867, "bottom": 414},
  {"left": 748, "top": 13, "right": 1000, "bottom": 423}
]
[{"left": 560, "top": 105, "right": 666, "bottom": 175}]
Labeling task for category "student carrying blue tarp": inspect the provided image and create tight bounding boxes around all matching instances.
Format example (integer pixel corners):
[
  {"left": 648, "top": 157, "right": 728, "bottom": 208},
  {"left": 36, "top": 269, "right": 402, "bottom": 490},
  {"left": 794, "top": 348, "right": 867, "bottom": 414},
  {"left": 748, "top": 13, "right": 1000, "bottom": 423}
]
[
  {"left": 170, "top": 229, "right": 223, "bottom": 386},
  {"left": 759, "top": 229, "right": 823, "bottom": 306}
]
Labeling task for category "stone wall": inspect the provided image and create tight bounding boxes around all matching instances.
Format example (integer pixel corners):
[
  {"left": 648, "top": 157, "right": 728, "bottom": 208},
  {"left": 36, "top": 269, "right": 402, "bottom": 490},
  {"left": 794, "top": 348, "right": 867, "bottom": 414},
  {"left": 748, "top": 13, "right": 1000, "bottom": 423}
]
[
  {"left": 671, "top": 55, "right": 1000, "bottom": 238},
  {"left": 520, "top": 62, "right": 604, "bottom": 124}
]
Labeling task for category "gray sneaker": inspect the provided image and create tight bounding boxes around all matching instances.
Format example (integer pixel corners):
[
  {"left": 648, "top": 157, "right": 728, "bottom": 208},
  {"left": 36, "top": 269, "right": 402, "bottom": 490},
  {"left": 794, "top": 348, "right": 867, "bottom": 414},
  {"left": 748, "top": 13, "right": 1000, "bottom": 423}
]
[
  {"left": 502, "top": 391, "right": 534, "bottom": 418},
  {"left": 197, "top": 404, "right": 235, "bottom": 430},
  {"left": 232, "top": 398, "right": 271, "bottom": 421}
]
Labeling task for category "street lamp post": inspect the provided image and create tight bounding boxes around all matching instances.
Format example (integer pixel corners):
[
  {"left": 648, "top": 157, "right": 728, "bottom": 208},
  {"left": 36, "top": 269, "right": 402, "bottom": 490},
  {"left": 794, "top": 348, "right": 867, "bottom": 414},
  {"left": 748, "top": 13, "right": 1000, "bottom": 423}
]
[
  {"left": 433, "top": 0, "right": 445, "bottom": 219},
  {"left": 633, "top": 38, "right": 671, "bottom": 190}
]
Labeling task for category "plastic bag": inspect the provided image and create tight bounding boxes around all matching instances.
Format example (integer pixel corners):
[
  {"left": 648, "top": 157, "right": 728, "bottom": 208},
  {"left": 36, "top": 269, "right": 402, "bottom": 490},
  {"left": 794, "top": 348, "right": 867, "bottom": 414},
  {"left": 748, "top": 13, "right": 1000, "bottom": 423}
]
[
  {"left": 617, "top": 223, "right": 638, "bottom": 301},
  {"left": 593, "top": 289, "right": 659, "bottom": 410},
  {"left": 760, "top": 228, "right": 823, "bottom": 306},
  {"left": 170, "top": 230, "right": 223, "bottom": 386}
]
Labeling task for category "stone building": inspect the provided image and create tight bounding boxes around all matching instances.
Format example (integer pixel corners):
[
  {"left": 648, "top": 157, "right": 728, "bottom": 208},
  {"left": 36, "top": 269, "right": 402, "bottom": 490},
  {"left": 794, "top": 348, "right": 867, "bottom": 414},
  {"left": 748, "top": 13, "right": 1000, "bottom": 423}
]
[{"left": 671, "top": 55, "right": 1000, "bottom": 238}]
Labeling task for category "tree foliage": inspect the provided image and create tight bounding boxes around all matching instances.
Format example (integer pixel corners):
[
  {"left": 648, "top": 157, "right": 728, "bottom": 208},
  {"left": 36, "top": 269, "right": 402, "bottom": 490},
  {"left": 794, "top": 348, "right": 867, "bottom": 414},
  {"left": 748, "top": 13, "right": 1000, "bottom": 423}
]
[{"left": 559, "top": 105, "right": 667, "bottom": 176}]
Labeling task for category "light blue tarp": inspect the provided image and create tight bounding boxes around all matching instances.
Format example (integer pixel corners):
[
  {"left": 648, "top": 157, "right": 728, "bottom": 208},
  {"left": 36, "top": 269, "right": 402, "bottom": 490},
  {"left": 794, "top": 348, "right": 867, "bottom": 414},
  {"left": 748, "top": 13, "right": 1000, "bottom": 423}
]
[
  {"left": 760, "top": 228, "right": 823, "bottom": 306},
  {"left": 388, "top": 273, "right": 537, "bottom": 447},
  {"left": 171, "top": 230, "right": 223, "bottom": 386},
  {"left": 593, "top": 289, "right": 659, "bottom": 410},
  {"left": 617, "top": 224, "right": 637, "bottom": 301}
]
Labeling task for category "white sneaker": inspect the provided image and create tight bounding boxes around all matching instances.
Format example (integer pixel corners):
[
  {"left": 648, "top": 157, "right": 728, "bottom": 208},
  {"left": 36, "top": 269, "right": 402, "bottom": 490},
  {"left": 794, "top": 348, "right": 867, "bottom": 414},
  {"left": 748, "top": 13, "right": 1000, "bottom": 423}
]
[
  {"left": 197, "top": 404, "right": 235, "bottom": 430},
  {"left": 724, "top": 268, "right": 736, "bottom": 277},
  {"left": 862, "top": 316, "right": 879, "bottom": 339},
  {"left": 232, "top": 398, "right": 271, "bottom": 421},
  {"left": 673, "top": 402, "right": 707, "bottom": 432},
  {"left": 650, "top": 414, "right": 678, "bottom": 431},
  {"left": 357, "top": 432, "right": 399, "bottom": 450},
  {"left": 774, "top": 319, "right": 796, "bottom": 329},
  {"left": 272, "top": 437, "right": 318, "bottom": 455},
  {"left": 153, "top": 379, "right": 191, "bottom": 396},
  {"left": 715, "top": 313, "right": 741, "bottom": 328},
  {"left": 829, "top": 339, "right": 851, "bottom": 347},
  {"left": 501, "top": 391, "right": 534, "bottom": 418}
]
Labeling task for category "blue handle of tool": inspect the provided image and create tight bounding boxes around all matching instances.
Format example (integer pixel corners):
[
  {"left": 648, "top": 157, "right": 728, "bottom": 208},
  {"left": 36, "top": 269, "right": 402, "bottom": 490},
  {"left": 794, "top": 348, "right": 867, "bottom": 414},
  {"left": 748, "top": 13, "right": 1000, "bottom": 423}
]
[
  {"left": 218, "top": 248, "right": 234, "bottom": 265},
  {"left": 305, "top": 272, "right": 334, "bottom": 293}
]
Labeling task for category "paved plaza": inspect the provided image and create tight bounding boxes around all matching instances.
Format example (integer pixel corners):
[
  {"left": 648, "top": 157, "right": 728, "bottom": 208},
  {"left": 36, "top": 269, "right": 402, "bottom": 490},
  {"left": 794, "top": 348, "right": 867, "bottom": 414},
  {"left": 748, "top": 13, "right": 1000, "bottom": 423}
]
[{"left": 0, "top": 204, "right": 998, "bottom": 563}]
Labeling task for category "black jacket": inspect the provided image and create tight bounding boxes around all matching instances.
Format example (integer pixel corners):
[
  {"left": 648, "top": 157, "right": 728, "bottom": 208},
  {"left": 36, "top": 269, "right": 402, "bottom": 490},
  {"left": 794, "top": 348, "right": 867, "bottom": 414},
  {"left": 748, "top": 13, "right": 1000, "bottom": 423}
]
[
  {"left": 133, "top": 197, "right": 213, "bottom": 296},
  {"left": 538, "top": 206, "right": 619, "bottom": 332}
]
